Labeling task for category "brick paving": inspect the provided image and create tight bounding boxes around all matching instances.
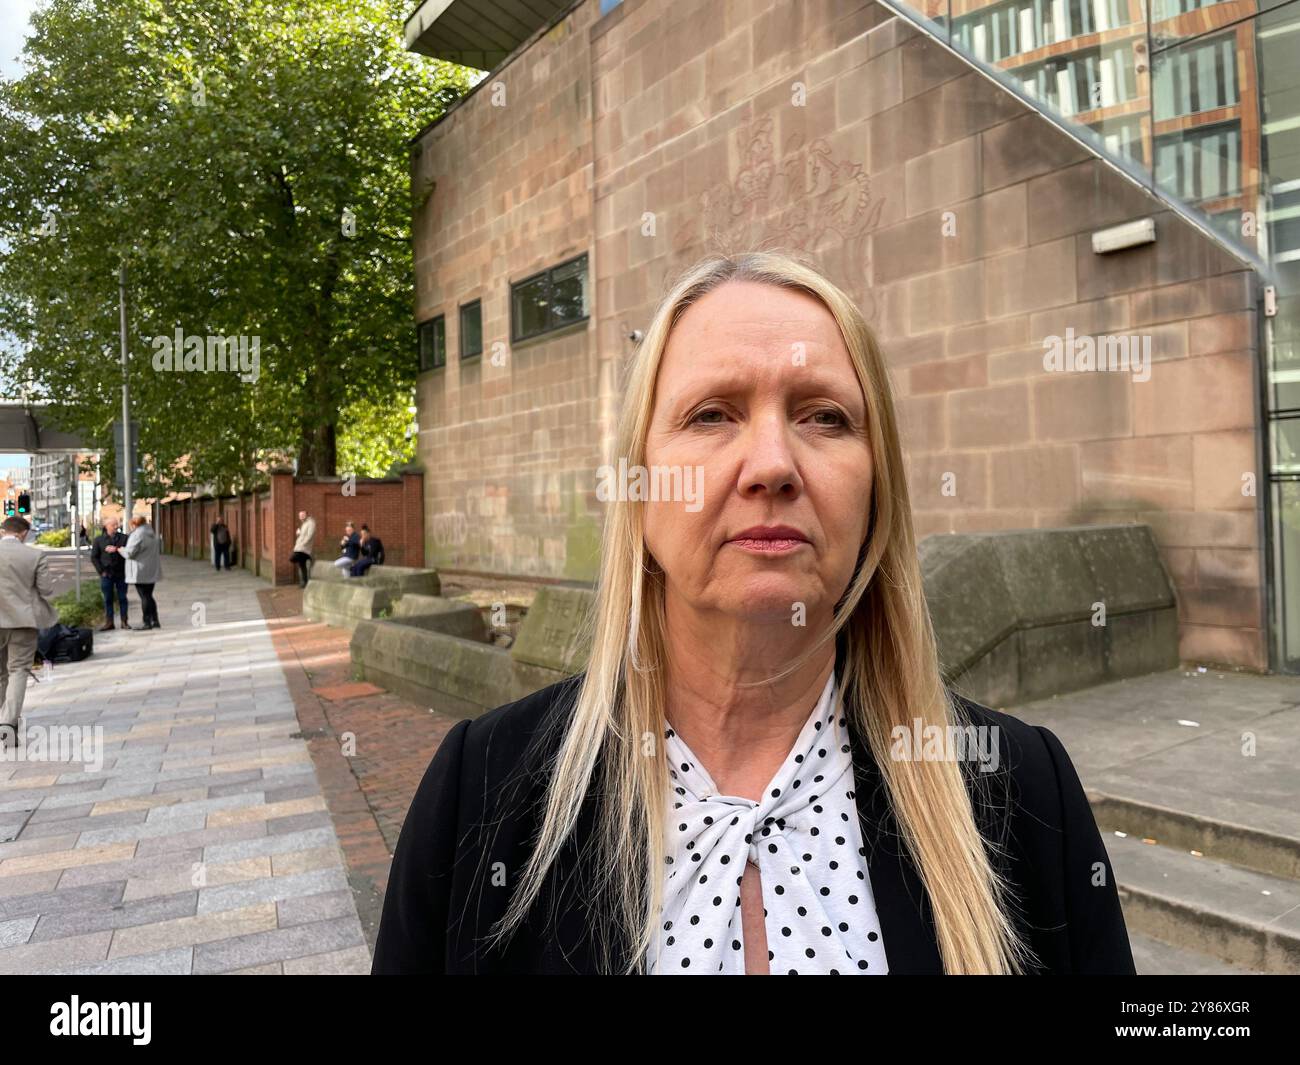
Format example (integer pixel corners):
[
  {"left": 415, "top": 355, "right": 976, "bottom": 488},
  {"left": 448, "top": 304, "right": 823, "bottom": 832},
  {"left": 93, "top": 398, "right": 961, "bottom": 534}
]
[
  {"left": 0, "top": 556, "right": 389, "bottom": 974},
  {"left": 256, "top": 584, "right": 458, "bottom": 947}
]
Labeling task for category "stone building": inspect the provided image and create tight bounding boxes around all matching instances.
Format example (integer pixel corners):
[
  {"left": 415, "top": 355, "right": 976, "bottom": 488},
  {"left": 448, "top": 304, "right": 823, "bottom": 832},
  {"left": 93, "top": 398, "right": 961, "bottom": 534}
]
[{"left": 403, "top": 0, "right": 1299, "bottom": 674}]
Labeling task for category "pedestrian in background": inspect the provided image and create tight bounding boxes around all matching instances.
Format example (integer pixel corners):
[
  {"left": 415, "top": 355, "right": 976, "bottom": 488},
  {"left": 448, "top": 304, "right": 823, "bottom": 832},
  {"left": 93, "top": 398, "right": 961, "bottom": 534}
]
[
  {"left": 290, "top": 510, "right": 316, "bottom": 588},
  {"left": 122, "top": 515, "right": 163, "bottom": 630},
  {"left": 91, "top": 517, "right": 130, "bottom": 631},
  {"left": 0, "top": 515, "right": 57, "bottom": 750},
  {"left": 332, "top": 521, "right": 360, "bottom": 570},
  {"left": 347, "top": 526, "right": 385, "bottom": 578},
  {"left": 211, "top": 515, "right": 232, "bottom": 572}
]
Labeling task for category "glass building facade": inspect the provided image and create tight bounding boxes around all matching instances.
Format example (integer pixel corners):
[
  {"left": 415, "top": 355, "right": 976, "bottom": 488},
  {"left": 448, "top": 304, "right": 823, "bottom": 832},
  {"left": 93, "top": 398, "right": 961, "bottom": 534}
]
[{"left": 882, "top": 0, "right": 1300, "bottom": 671}]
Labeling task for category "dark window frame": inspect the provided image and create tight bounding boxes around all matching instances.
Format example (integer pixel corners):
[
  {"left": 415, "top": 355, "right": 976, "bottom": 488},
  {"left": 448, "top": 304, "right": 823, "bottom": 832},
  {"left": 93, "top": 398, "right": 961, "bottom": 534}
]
[
  {"left": 509, "top": 253, "right": 590, "bottom": 345},
  {"left": 418, "top": 314, "right": 445, "bottom": 372},
  {"left": 459, "top": 299, "right": 483, "bottom": 361}
]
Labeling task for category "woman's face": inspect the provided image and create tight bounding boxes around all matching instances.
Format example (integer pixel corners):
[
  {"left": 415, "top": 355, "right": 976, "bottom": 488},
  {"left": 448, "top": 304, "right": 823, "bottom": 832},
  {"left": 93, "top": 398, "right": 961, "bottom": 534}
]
[{"left": 642, "top": 280, "right": 874, "bottom": 626}]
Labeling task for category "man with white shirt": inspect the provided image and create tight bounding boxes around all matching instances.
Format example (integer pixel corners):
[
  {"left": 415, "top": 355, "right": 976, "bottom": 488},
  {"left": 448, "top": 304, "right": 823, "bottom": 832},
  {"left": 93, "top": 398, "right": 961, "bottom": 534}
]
[
  {"left": 289, "top": 510, "right": 317, "bottom": 588},
  {"left": 0, "top": 515, "right": 58, "bottom": 749}
]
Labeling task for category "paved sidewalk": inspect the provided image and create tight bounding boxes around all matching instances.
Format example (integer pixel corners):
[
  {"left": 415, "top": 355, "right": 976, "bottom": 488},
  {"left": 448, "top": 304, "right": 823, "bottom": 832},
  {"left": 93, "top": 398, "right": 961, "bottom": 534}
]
[
  {"left": 1008, "top": 668, "right": 1300, "bottom": 844},
  {"left": 1009, "top": 667, "right": 1300, "bottom": 975},
  {"left": 255, "top": 584, "right": 458, "bottom": 946},
  {"left": 0, "top": 557, "right": 371, "bottom": 974}
]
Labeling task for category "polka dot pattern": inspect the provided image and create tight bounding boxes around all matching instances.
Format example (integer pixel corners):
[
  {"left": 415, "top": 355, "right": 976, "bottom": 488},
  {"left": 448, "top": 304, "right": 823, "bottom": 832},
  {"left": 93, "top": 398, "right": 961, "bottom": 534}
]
[{"left": 648, "top": 673, "right": 888, "bottom": 975}]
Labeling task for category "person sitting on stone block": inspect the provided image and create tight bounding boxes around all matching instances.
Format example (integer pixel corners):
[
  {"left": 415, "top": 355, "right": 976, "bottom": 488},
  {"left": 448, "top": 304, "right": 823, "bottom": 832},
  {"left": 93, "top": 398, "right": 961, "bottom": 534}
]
[
  {"left": 333, "top": 522, "right": 360, "bottom": 570},
  {"left": 346, "top": 526, "right": 385, "bottom": 578}
]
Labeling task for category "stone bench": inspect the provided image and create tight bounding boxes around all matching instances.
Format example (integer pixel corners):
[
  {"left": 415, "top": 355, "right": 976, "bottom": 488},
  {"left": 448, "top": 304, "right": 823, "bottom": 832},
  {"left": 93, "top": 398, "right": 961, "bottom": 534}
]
[
  {"left": 350, "top": 585, "right": 596, "bottom": 717},
  {"left": 390, "top": 594, "right": 488, "bottom": 642},
  {"left": 303, "top": 581, "right": 393, "bottom": 632},
  {"left": 307, "top": 561, "right": 441, "bottom": 595},
  {"left": 302, "top": 564, "right": 443, "bottom": 631},
  {"left": 350, "top": 622, "right": 575, "bottom": 719},
  {"left": 920, "top": 523, "right": 1178, "bottom": 706}
]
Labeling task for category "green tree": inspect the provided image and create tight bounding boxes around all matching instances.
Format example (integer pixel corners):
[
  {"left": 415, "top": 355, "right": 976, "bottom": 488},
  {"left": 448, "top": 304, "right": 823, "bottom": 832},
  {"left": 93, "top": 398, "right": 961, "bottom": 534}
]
[{"left": 0, "top": 0, "right": 473, "bottom": 493}]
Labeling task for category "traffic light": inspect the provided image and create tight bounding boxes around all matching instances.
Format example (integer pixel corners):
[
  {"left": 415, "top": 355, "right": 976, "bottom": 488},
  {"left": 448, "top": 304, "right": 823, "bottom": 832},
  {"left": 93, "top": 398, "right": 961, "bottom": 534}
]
[
  {"left": 3, "top": 500, "right": 12, "bottom": 516},
  {"left": 17, "top": 492, "right": 31, "bottom": 515}
]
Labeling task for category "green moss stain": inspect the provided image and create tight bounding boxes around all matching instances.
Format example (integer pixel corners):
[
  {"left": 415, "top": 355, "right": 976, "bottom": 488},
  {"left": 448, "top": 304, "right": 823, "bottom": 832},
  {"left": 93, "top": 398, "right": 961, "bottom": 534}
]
[{"left": 564, "top": 510, "right": 601, "bottom": 583}]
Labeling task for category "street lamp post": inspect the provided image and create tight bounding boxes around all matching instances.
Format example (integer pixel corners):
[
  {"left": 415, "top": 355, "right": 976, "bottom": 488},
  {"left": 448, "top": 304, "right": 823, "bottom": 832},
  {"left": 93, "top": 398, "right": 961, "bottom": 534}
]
[{"left": 119, "top": 262, "right": 133, "bottom": 521}]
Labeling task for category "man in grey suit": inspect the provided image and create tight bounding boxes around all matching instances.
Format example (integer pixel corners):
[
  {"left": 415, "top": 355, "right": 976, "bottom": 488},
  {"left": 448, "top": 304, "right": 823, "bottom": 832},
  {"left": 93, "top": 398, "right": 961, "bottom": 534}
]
[{"left": 0, "top": 515, "right": 58, "bottom": 748}]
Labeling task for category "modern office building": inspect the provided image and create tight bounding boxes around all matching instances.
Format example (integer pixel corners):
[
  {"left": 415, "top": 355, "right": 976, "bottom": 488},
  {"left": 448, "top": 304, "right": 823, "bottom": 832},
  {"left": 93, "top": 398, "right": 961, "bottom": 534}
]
[
  {"left": 403, "top": 0, "right": 1299, "bottom": 673},
  {"left": 29, "top": 451, "right": 78, "bottom": 527}
]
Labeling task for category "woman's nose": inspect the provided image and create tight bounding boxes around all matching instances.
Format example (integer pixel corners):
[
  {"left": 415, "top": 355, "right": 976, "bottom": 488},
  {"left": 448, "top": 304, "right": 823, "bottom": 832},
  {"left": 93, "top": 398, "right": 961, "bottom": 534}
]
[{"left": 738, "top": 415, "right": 802, "bottom": 497}]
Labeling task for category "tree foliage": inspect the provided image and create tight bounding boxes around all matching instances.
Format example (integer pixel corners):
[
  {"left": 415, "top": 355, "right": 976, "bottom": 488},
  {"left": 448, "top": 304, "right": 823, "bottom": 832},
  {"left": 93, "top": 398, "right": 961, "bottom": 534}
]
[{"left": 0, "top": 0, "right": 473, "bottom": 494}]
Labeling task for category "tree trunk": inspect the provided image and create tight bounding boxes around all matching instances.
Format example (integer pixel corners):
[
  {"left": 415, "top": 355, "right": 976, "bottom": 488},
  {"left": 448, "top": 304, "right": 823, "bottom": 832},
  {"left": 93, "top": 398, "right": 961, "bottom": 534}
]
[{"left": 297, "top": 420, "right": 337, "bottom": 478}]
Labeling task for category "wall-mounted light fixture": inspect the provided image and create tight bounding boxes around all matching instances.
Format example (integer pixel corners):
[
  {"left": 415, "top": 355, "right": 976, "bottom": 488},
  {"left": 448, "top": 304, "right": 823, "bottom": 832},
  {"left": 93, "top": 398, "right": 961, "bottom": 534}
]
[{"left": 1092, "top": 218, "right": 1156, "bottom": 254}]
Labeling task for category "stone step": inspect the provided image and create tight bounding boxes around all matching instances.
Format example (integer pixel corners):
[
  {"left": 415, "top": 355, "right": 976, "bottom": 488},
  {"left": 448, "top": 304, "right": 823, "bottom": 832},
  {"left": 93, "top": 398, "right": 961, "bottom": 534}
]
[
  {"left": 1090, "top": 786, "right": 1300, "bottom": 882},
  {"left": 1129, "top": 932, "right": 1264, "bottom": 975},
  {"left": 1107, "top": 831, "right": 1300, "bottom": 974}
]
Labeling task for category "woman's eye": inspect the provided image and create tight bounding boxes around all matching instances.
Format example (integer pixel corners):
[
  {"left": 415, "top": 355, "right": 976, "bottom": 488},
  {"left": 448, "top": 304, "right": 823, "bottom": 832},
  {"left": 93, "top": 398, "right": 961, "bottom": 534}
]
[
  {"left": 808, "top": 408, "right": 846, "bottom": 427},
  {"left": 690, "top": 408, "right": 726, "bottom": 426}
]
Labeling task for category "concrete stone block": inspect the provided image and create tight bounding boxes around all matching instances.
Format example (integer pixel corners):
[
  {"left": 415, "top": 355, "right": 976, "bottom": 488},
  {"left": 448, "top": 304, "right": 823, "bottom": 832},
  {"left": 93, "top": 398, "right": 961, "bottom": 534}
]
[
  {"left": 302, "top": 581, "right": 392, "bottom": 632},
  {"left": 391, "top": 595, "right": 490, "bottom": 642},
  {"left": 308, "top": 562, "right": 441, "bottom": 596},
  {"left": 510, "top": 586, "right": 596, "bottom": 674},
  {"left": 349, "top": 620, "right": 570, "bottom": 718},
  {"left": 922, "top": 523, "right": 1179, "bottom": 705}
]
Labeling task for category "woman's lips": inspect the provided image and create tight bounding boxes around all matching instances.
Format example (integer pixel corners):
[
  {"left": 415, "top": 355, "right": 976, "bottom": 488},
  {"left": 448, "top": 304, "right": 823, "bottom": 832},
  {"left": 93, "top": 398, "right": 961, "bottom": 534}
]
[
  {"left": 725, "top": 526, "right": 810, "bottom": 554},
  {"left": 727, "top": 537, "right": 807, "bottom": 554}
]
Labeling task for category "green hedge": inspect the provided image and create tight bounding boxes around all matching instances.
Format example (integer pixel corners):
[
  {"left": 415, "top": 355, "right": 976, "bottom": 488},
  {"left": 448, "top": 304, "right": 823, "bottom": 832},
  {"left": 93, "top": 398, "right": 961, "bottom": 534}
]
[
  {"left": 37, "top": 528, "right": 71, "bottom": 547},
  {"left": 51, "top": 582, "right": 103, "bottom": 628}
]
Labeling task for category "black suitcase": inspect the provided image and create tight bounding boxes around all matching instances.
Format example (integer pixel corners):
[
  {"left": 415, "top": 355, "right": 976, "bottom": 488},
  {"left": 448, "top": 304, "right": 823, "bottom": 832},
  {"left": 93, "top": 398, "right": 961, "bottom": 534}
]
[{"left": 37, "top": 624, "right": 94, "bottom": 664}]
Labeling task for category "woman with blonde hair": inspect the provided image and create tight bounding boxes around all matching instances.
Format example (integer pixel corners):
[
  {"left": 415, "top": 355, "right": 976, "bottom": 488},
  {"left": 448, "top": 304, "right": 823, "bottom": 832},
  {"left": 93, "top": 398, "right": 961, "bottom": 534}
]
[{"left": 372, "top": 250, "right": 1134, "bottom": 975}]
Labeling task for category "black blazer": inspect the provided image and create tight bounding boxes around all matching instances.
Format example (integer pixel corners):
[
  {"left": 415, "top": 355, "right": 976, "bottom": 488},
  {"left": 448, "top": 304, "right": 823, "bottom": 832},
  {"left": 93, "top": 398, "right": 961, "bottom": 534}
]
[
  {"left": 371, "top": 670, "right": 1136, "bottom": 975},
  {"left": 361, "top": 537, "right": 385, "bottom": 566},
  {"left": 91, "top": 531, "right": 128, "bottom": 581}
]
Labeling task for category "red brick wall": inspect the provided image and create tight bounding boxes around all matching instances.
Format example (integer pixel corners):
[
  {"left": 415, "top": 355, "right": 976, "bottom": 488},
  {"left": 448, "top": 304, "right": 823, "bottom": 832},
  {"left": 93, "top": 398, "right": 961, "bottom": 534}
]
[
  {"left": 287, "top": 476, "right": 425, "bottom": 569},
  {"left": 200, "top": 499, "right": 214, "bottom": 560},
  {"left": 399, "top": 471, "right": 424, "bottom": 569},
  {"left": 158, "top": 473, "right": 424, "bottom": 585},
  {"left": 238, "top": 493, "right": 257, "bottom": 574},
  {"left": 269, "top": 471, "right": 297, "bottom": 584},
  {"left": 259, "top": 495, "right": 271, "bottom": 564}
]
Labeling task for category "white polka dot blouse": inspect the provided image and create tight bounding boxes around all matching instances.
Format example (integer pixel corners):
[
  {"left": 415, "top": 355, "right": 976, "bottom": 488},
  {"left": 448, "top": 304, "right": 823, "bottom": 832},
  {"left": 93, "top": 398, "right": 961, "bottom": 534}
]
[{"left": 649, "top": 672, "right": 889, "bottom": 974}]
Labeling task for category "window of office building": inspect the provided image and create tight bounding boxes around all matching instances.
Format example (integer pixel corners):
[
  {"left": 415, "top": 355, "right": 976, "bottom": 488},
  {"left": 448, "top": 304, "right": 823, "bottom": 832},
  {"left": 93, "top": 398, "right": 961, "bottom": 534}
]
[
  {"left": 1152, "top": 0, "right": 1229, "bottom": 20},
  {"left": 1154, "top": 122, "right": 1241, "bottom": 202},
  {"left": 1012, "top": 41, "right": 1136, "bottom": 115},
  {"left": 1090, "top": 114, "right": 1146, "bottom": 165},
  {"left": 459, "top": 300, "right": 482, "bottom": 361},
  {"left": 1153, "top": 32, "right": 1239, "bottom": 120},
  {"left": 954, "top": 0, "right": 1130, "bottom": 62},
  {"left": 510, "top": 253, "right": 589, "bottom": 344},
  {"left": 1061, "top": 0, "right": 1128, "bottom": 37},
  {"left": 418, "top": 315, "right": 445, "bottom": 371}
]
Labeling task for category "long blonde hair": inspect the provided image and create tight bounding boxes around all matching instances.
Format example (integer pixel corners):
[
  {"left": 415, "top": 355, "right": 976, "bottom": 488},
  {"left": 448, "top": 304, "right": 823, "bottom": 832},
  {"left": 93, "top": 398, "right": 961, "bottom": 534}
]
[{"left": 492, "top": 250, "right": 1034, "bottom": 974}]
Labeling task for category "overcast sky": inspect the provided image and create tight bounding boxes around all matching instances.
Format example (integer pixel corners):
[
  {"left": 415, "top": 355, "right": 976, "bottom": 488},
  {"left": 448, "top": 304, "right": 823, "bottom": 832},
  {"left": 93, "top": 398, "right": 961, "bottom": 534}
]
[{"left": 0, "top": 0, "right": 40, "bottom": 81}]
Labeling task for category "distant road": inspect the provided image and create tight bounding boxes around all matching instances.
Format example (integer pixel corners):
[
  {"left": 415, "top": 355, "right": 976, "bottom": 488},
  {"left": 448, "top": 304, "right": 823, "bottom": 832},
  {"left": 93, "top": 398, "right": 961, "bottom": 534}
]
[{"left": 33, "top": 545, "right": 97, "bottom": 598}]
